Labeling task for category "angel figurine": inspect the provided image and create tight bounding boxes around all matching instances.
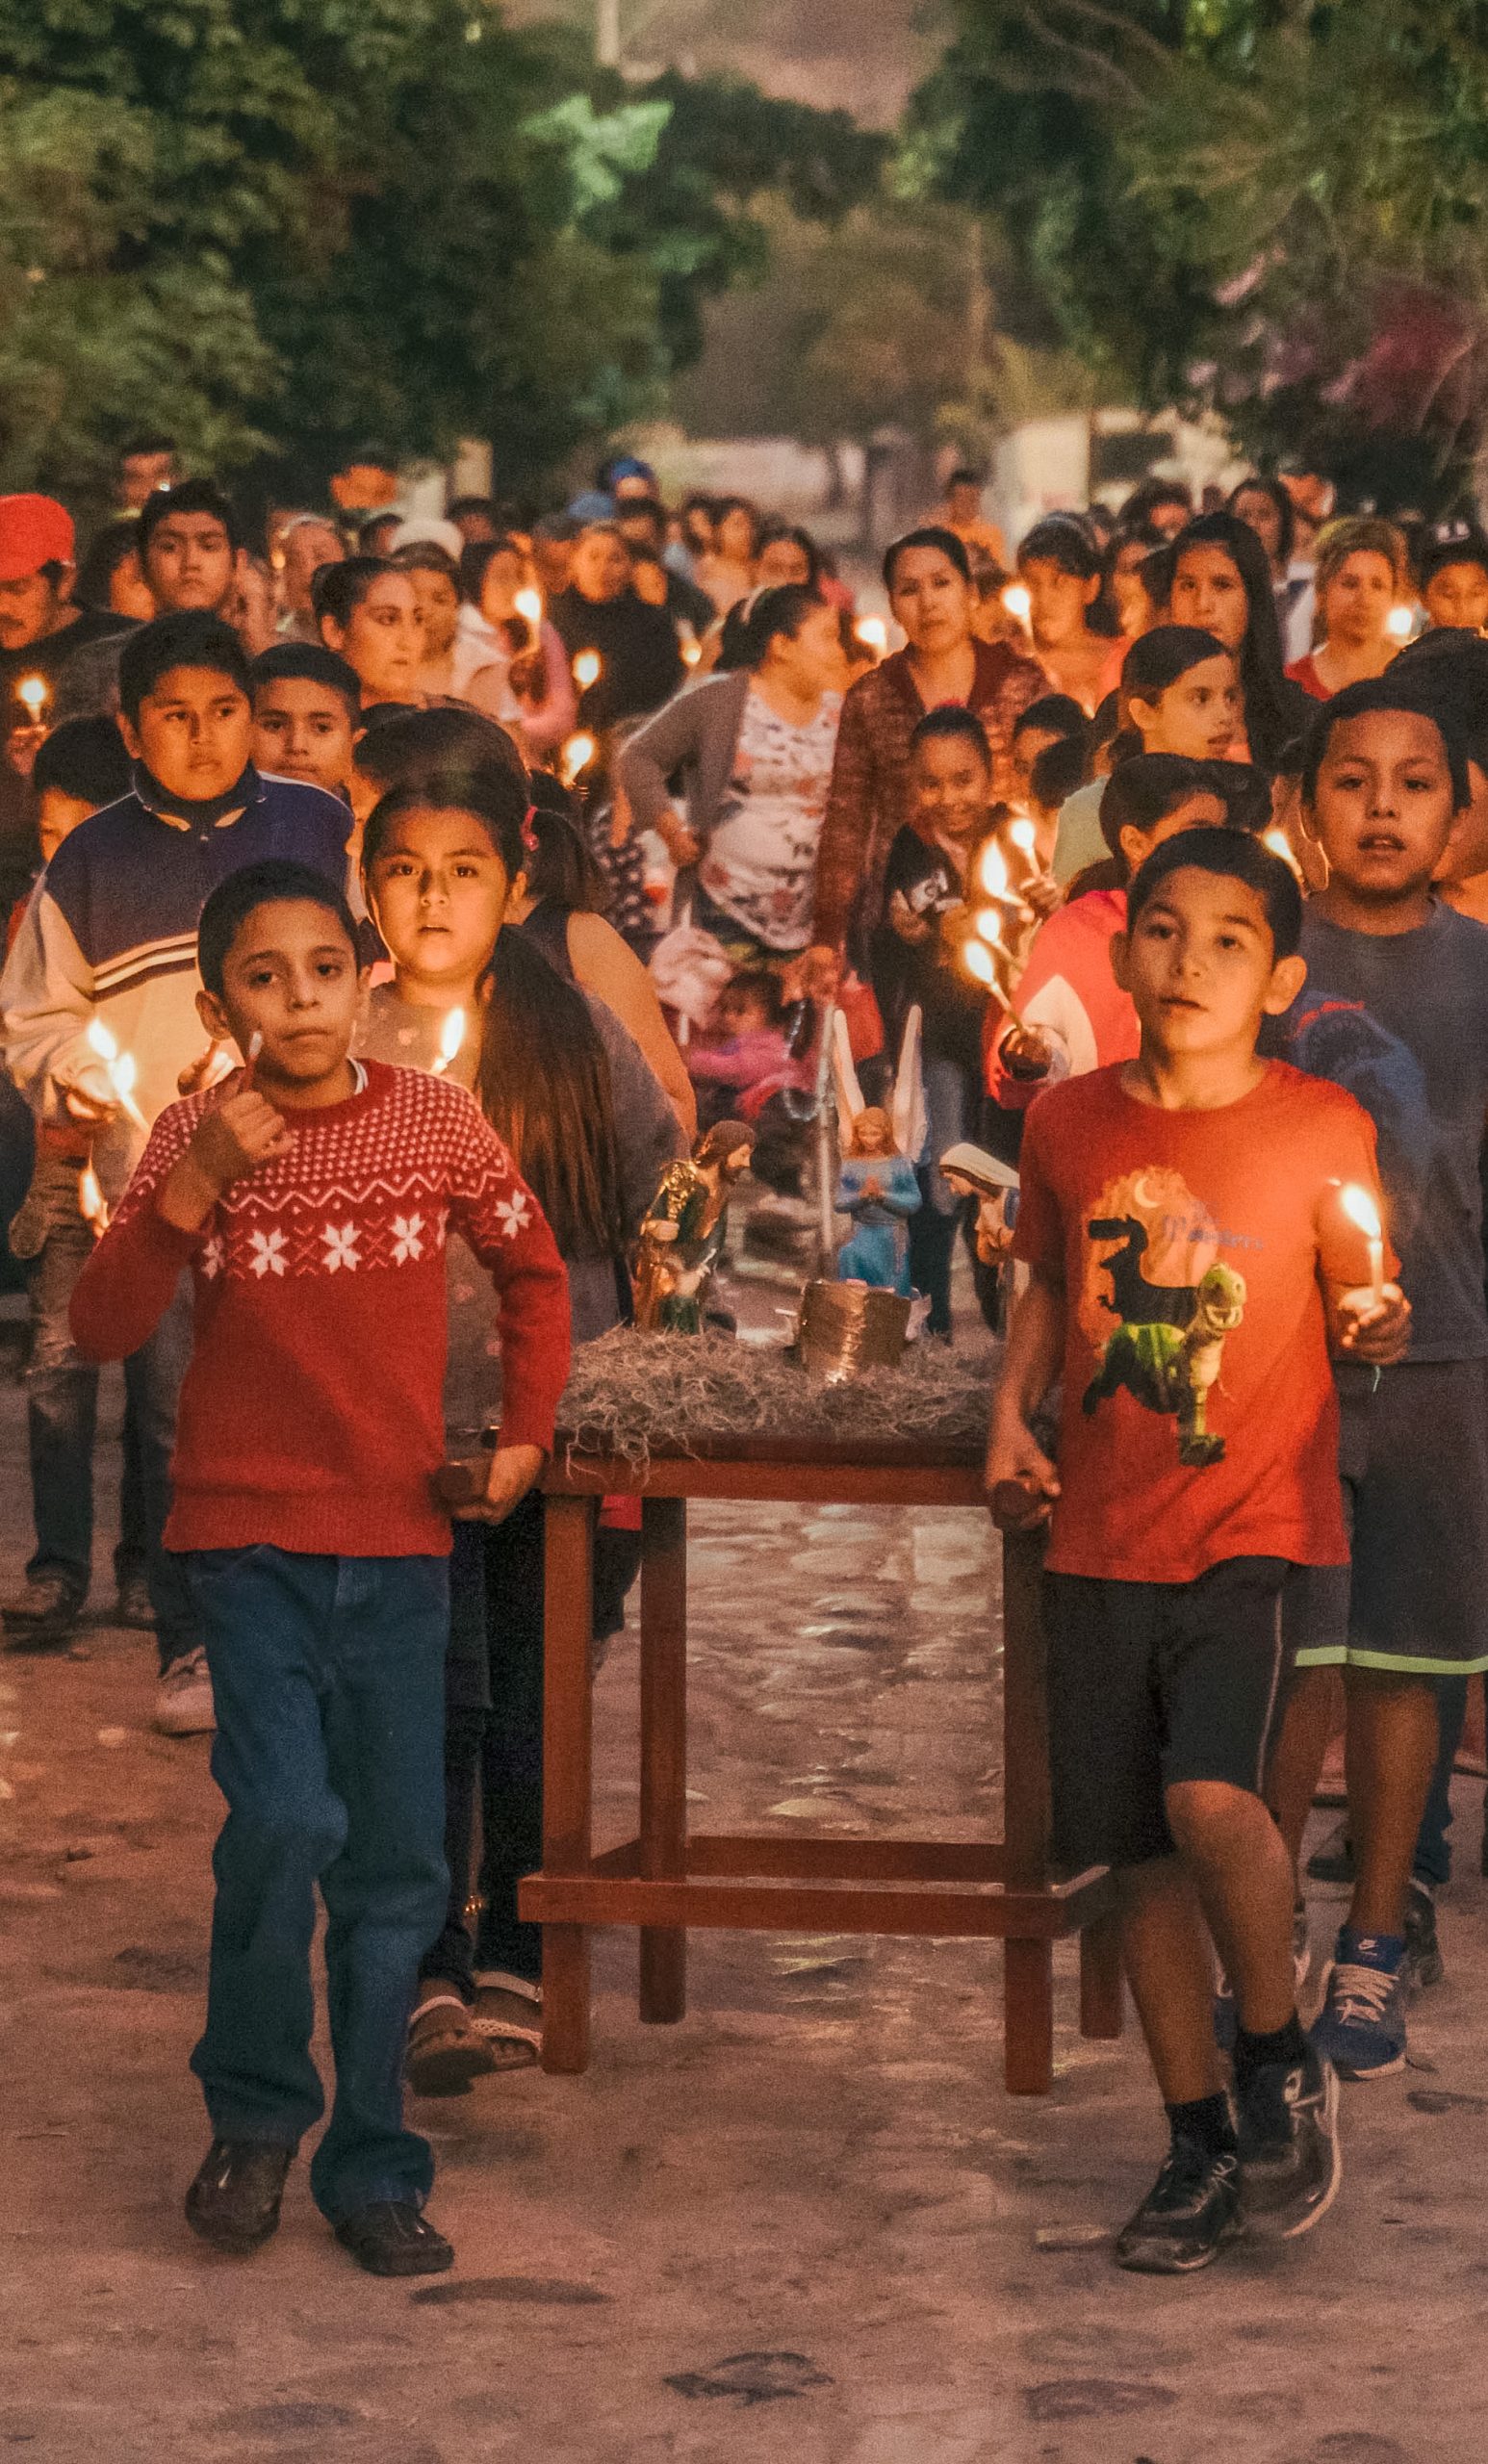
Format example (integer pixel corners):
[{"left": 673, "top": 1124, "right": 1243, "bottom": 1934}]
[
  {"left": 832, "top": 1006, "right": 925, "bottom": 1296},
  {"left": 633, "top": 1117, "right": 757, "bottom": 1333}
]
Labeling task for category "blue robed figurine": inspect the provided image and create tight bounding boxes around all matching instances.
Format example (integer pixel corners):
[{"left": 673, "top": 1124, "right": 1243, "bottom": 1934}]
[{"left": 831, "top": 1005, "right": 925, "bottom": 1296}]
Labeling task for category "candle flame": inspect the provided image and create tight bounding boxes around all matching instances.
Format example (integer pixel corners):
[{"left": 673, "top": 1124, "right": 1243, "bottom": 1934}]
[
  {"left": 1001, "top": 582, "right": 1032, "bottom": 627},
  {"left": 16, "top": 675, "right": 47, "bottom": 721},
  {"left": 1340, "top": 1183, "right": 1382, "bottom": 1243},
  {"left": 1263, "top": 827, "right": 1304, "bottom": 885},
  {"left": 431, "top": 1008, "right": 466, "bottom": 1074},
  {"left": 975, "top": 908, "right": 1008, "bottom": 949},
  {"left": 1009, "top": 818, "right": 1037, "bottom": 855},
  {"left": 78, "top": 1164, "right": 110, "bottom": 1236},
  {"left": 1386, "top": 604, "right": 1415, "bottom": 643},
  {"left": 513, "top": 588, "right": 543, "bottom": 629},
  {"left": 979, "top": 839, "right": 1010, "bottom": 900},
  {"left": 855, "top": 615, "right": 887, "bottom": 657},
  {"left": 962, "top": 938, "right": 998, "bottom": 988},
  {"left": 85, "top": 1015, "right": 147, "bottom": 1128},
  {"left": 573, "top": 650, "right": 602, "bottom": 690},
  {"left": 679, "top": 627, "right": 702, "bottom": 668},
  {"left": 561, "top": 732, "right": 597, "bottom": 786}
]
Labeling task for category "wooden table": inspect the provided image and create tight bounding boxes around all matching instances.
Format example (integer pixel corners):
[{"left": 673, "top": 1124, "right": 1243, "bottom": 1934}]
[{"left": 519, "top": 1435, "right": 1122, "bottom": 2094}]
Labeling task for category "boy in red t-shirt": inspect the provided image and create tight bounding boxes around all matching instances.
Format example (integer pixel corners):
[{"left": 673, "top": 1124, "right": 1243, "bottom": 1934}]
[{"left": 987, "top": 830, "right": 1408, "bottom": 2274}]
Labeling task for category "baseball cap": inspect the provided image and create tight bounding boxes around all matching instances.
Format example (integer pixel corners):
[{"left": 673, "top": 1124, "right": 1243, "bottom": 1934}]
[
  {"left": 0, "top": 495, "right": 75, "bottom": 582},
  {"left": 389, "top": 516, "right": 465, "bottom": 561}
]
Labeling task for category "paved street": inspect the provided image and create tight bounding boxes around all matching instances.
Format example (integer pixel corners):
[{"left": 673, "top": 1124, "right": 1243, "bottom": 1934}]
[{"left": 0, "top": 1346, "right": 1482, "bottom": 2464}]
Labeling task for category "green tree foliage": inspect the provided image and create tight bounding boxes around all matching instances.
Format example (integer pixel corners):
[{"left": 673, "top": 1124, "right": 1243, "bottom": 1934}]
[
  {"left": 0, "top": 2, "right": 882, "bottom": 499},
  {"left": 912, "top": 1, "right": 1488, "bottom": 504}
]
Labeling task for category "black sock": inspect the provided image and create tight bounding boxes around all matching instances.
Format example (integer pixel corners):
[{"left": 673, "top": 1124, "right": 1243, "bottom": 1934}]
[
  {"left": 1234, "top": 2011, "right": 1308, "bottom": 2087},
  {"left": 1165, "top": 2092, "right": 1235, "bottom": 2158}
]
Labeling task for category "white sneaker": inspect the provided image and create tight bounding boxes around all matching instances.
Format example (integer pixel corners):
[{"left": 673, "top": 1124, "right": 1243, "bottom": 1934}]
[{"left": 154, "top": 1648, "right": 216, "bottom": 1737}]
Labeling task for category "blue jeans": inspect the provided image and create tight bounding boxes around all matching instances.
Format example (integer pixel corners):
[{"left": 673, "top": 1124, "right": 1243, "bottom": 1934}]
[
  {"left": 25, "top": 1208, "right": 195, "bottom": 1668},
  {"left": 182, "top": 1547, "right": 449, "bottom": 2222}
]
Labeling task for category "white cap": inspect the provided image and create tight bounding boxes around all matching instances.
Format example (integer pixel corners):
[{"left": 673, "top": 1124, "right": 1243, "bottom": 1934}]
[{"left": 389, "top": 516, "right": 464, "bottom": 561}]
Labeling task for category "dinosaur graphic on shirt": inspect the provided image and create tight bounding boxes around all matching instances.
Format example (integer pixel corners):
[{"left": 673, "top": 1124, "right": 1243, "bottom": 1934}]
[{"left": 1078, "top": 1171, "right": 1247, "bottom": 1468}]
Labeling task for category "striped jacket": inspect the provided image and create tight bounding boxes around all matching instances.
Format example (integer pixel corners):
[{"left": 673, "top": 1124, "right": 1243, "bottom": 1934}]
[{"left": 1, "top": 768, "right": 351, "bottom": 1199}]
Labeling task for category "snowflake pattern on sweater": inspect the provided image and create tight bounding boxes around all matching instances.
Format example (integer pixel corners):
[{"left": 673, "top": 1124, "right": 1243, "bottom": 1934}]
[{"left": 69, "top": 1060, "right": 571, "bottom": 1557}]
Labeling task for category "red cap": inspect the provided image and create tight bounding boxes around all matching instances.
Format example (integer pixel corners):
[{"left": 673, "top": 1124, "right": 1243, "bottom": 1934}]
[{"left": 0, "top": 495, "right": 75, "bottom": 582}]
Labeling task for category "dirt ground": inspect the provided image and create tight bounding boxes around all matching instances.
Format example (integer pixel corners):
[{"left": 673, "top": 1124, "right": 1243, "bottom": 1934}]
[{"left": 0, "top": 1352, "right": 1484, "bottom": 2464}]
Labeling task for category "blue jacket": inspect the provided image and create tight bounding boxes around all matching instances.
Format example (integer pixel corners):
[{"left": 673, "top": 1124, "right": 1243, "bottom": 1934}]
[{"left": 0, "top": 767, "right": 351, "bottom": 1197}]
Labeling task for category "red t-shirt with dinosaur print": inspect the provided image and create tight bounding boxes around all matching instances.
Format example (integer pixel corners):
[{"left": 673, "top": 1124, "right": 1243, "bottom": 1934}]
[{"left": 1013, "top": 1061, "right": 1390, "bottom": 1582}]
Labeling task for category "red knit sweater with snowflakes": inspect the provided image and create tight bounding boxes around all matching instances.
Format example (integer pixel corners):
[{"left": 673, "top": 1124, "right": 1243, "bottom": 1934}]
[{"left": 68, "top": 1059, "right": 571, "bottom": 1557}]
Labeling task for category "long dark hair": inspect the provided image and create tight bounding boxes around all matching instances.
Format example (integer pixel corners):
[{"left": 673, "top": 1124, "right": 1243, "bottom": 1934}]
[
  {"left": 1156, "top": 512, "right": 1308, "bottom": 770},
  {"left": 476, "top": 929, "right": 625, "bottom": 1260}
]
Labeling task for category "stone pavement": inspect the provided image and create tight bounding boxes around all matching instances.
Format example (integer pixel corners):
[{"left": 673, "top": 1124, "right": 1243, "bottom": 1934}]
[{"left": 0, "top": 1358, "right": 1484, "bottom": 2464}]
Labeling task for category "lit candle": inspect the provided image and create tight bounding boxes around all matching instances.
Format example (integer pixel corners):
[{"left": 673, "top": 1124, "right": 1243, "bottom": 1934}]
[
  {"left": 1001, "top": 582, "right": 1032, "bottom": 628},
  {"left": 561, "top": 732, "right": 597, "bottom": 787},
  {"left": 1009, "top": 816, "right": 1039, "bottom": 884},
  {"left": 514, "top": 588, "right": 543, "bottom": 630},
  {"left": 77, "top": 1164, "right": 110, "bottom": 1238},
  {"left": 977, "top": 836, "right": 1031, "bottom": 919},
  {"left": 962, "top": 935, "right": 1018, "bottom": 1019},
  {"left": 1263, "top": 827, "right": 1305, "bottom": 886},
  {"left": 431, "top": 1008, "right": 466, "bottom": 1076},
  {"left": 1386, "top": 604, "right": 1415, "bottom": 644},
  {"left": 855, "top": 615, "right": 888, "bottom": 659},
  {"left": 679, "top": 624, "right": 702, "bottom": 669},
  {"left": 16, "top": 675, "right": 48, "bottom": 724},
  {"left": 1339, "top": 1183, "right": 1385, "bottom": 1305},
  {"left": 86, "top": 1018, "right": 149, "bottom": 1131},
  {"left": 573, "top": 650, "right": 602, "bottom": 691}
]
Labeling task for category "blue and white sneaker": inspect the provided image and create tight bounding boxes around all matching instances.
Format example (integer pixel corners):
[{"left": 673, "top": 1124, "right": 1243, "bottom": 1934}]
[
  {"left": 1215, "top": 1904, "right": 1311, "bottom": 2055},
  {"left": 1310, "top": 1929, "right": 1407, "bottom": 2080}
]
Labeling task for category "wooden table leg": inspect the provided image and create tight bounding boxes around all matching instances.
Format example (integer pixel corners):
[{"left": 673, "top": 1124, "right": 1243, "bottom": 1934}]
[
  {"left": 1079, "top": 1912, "right": 1124, "bottom": 2040},
  {"left": 639, "top": 1495, "right": 688, "bottom": 2024},
  {"left": 1003, "top": 1938, "right": 1055, "bottom": 2094},
  {"left": 540, "top": 1494, "right": 595, "bottom": 2073},
  {"left": 1001, "top": 1527, "right": 1054, "bottom": 2094}
]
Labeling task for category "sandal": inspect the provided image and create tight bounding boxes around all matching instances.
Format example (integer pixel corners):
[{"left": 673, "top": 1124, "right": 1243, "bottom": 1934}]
[
  {"left": 405, "top": 1988, "right": 500, "bottom": 2097},
  {"left": 473, "top": 1971, "right": 543, "bottom": 2067}
]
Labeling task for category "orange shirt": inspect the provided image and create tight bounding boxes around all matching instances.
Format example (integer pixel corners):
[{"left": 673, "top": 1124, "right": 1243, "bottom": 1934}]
[{"left": 1013, "top": 1062, "right": 1391, "bottom": 1582}]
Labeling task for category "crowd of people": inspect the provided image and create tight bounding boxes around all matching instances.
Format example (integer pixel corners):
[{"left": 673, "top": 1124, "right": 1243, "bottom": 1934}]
[{"left": 2, "top": 431, "right": 1488, "bottom": 2281}]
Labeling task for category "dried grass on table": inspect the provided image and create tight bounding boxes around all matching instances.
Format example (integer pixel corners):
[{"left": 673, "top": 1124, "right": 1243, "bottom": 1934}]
[{"left": 557, "top": 1327, "right": 999, "bottom": 1469}]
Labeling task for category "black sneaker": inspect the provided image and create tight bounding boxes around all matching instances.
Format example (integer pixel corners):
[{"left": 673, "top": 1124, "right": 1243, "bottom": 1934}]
[
  {"left": 1401, "top": 1879, "right": 1445, "bottom": 1992},
  {"left": 185, "top": 2138, "right": 294, "bottom": 2254},
  {"left": 334, "top": 2200, "right": 454, "bottom": 2278},
  {"left": 1236, "top": 2048, "right": 1341, "bottom": 2239},
  {"left": 1114, "top": 2138, "right": 1242, "bottom": 2274},
  {"left": 2, "top": 1572, "right": 85, "bottom": 1649},
  {"left": 114, "top": 1567, "right": 157, "bottom": 1630}
]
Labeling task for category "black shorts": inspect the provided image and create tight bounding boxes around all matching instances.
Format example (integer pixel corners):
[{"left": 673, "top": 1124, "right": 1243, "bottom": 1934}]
[
  {"left": 1044, "top": 1555, "right": 1291, "bottom": 1872},
  {"left": 1286, "top": 1359, "right": 1488, "bottom": 1679}
]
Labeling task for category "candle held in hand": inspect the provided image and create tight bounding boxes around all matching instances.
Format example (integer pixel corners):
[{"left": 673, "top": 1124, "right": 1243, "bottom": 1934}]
[
  {"left": 513, "top": 588, "right": 543, "bottom": 630},
  {"left": 1340, "top": 1182, "right": 1385, "bottom": 1305},
  {"left": 77, "top": 1164, "right": 110, "bottom": 1238},
  {"left": 573, "top": 650, "right": 602, "bottom": 691},
  {"left": 85, "top": 1018, "right": 149, "bottom": 1132},
  {"left": 16, "top": 675, "right": 48, "bottom": 724},
  {"left": 561, "top": 732, "right": 597, "bottom": 787},
  {"left": 431, "top": 1008, "right": 466, "bottom": 1076},
  {"left": 1009, "top": 816, "right": 1039, "bottom": 884}
]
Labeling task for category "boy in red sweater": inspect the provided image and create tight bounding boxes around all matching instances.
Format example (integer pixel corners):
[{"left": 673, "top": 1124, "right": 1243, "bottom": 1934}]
[{"left": 69, "top": 859, "right": 570, "bottom": 2277}]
